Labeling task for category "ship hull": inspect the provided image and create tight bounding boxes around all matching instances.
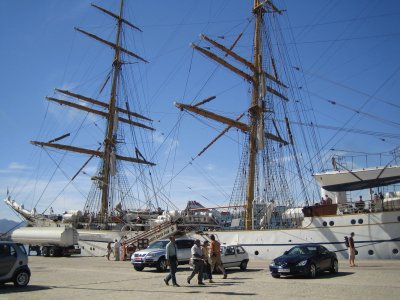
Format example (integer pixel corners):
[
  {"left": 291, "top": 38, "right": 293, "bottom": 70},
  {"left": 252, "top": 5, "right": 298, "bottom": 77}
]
[{"left": 191, "top": 210, "right": 400, "bottom": 261}]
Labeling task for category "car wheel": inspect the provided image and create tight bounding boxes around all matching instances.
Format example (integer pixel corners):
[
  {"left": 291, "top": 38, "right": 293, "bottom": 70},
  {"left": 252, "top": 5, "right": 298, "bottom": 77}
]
[
  {"left": 42, "top": 246, "right": 49, "bottom": 257},
  {"left": 13, "top": 270, "right": 30, "bottom": 287},
  {"left": 271, "top": 273, "right": 281, "bottom": 278},
  {"left": 49, "top": 247, "right": 57, "bottom": 257},
  {"left": 134, "top": 266, "right": 144, "bottom": 271},
  {"left": 240, "top": 260, "right": 248, "bottom": 271},
  {"left": 157, "top": 258, "right": 168, "bottom": 272},
  {"left": 309, "top": 263, "right": 317, "bottom": 278},
  {"left": 330, "top": 259, "right": 339, "bottom": 274}
]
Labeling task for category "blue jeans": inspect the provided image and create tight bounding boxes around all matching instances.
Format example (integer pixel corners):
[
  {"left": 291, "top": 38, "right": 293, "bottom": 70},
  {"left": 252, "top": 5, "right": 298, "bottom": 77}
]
[{"left": 165, "top": 256, "right": 178, "bottom": 284}]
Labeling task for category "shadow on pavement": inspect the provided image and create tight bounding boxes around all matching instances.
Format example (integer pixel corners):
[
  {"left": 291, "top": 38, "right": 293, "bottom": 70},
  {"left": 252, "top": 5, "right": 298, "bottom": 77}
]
[
  {"left": 0, "top": 285, "right": 51, "bottom": 294},
  {"left": 271, "top": 271, "right": 354, "bottom": 280}
]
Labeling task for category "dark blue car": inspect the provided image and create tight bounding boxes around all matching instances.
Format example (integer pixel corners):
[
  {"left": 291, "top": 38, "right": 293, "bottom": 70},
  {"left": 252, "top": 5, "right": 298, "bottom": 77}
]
[{"left": 269, "top": 244, "right": 338, "bottom": 278}]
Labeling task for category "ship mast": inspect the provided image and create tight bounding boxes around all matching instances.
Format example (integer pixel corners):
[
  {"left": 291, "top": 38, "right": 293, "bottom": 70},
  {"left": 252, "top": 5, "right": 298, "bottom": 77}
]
[
  {"left": 245, "top": 0, "right": 263, "bottom": 230},
  {"left": 31, "top": 0, "right": 154, "bottom": 222},
  {"left": 175, "top": 0, "right": 286, "bottom": 230},
  {"left": 101, "top": 0, "right": 124, "bottom": 219}
]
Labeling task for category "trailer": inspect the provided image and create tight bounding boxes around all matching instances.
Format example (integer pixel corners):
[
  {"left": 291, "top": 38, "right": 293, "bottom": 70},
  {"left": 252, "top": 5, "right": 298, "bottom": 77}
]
[{"left": 11, "top": 227, "right": 81, "bottom": 257}]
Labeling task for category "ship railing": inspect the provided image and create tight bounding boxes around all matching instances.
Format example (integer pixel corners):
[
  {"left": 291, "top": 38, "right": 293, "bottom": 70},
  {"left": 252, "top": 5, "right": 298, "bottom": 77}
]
[
  {"left": 337, "top": 199, "right": 400, "bottom": 214},
  {"left": 337, "top": 203, "right": 356, "bottom": 214}
]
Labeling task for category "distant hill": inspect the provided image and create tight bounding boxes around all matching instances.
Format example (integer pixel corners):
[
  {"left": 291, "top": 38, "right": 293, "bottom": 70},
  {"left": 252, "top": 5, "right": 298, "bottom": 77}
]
[{"left": 0, "top": 219, "right": 26, "bottom": 235}]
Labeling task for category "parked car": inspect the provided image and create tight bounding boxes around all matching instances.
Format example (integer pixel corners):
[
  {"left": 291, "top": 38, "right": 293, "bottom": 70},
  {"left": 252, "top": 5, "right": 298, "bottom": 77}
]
[
  {"left": 131, "top": 238, "right": 194, "bottom": 272},
  {"left": 269, "top": 244, "right": 338, "bottom": 278},
  {"left": 0, "top": 241, "right": 31, "bottom": 287},
  {"left": 220, "top": 244, "right": 249, "bottom": 271}
]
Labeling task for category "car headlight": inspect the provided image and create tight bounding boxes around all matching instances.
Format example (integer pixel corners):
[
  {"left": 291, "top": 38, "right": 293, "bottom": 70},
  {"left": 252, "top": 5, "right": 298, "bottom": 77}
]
[
  {"left": 146, "top": 253, "right": 154, "bottom": 258},
  {"left": 296, "top": 260, "right": 308, "bottom": 267},
  {"left": 269, "top": 261, "right": 276, "bottom": 267}
]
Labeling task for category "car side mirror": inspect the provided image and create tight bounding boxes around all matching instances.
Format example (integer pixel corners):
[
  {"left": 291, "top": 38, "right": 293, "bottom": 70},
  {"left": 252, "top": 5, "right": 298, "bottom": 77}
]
[{"left": 284, "top": 251, "right": 288, "bottom": 255}]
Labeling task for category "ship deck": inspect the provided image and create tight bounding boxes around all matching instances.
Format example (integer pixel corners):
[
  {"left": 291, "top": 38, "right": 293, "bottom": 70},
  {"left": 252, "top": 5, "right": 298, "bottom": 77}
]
[{"left": 1, "top": 256, "right": 399, "bottom": 299}]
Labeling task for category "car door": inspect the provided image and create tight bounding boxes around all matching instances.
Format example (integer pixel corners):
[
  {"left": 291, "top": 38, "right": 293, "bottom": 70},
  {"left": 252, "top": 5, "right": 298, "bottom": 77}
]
[
  {"left": 0, "top": 244, "right": 17, "bottom": 277},
  {"left": 235, "top": 246, "right": 247, "bottom": 264},
  {"left": 317, "top": 245, "right": 332, "bottom": 270},
  {"left": 221, "top": 246, "right": 236, "bottom": 268}
]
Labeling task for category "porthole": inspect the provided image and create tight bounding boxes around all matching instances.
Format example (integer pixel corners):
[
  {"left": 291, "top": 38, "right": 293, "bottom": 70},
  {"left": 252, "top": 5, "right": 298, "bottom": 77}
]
[
  {"left": 393, "top": 249, "right": 399, "bottom": 254},
  {"left": 254, "top": 250, "right": 259, "bottom": 256},
  {"left": 322, "top": 221, "right": 327, "bottom": 227},
  {"left": 351, "top": 219, "right": 356, "bottom": 225},
  {"left": 368, "top": 250, "right": 374, "bottom": 255},
  {"left": 358, "top": 219, "right": 364, "bottom": 224},
  {"left": 329, "top": 221, "right": 334, "bottom": 226}
]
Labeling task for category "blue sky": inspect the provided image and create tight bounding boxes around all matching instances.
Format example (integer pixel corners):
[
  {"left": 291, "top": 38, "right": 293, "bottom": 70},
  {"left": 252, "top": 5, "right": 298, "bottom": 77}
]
[{"left": 1, "top": 0, "right": 400, "bottom": 221}]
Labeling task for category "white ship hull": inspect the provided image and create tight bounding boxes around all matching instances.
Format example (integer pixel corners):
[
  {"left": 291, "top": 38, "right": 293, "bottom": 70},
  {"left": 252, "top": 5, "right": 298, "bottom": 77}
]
[{"left": 191, "top": 210, "right": 400, "bottom": 261}]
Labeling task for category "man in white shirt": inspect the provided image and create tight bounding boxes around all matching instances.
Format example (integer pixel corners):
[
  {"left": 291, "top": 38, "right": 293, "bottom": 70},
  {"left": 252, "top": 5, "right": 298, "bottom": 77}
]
[
  {"left": 113, "top": 239, "right": 120, "bottom": 261},
  {"left": 187, "top": 239, "right": 205, "bottom": 285},
  {"left": 164, "top": 236, "right": 179, "bottom": 287}
]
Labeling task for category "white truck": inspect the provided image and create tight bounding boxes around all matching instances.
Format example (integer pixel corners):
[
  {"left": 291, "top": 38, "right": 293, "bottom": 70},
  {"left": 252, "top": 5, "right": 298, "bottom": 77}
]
[{"left": 11, "top": 227, "right": 81, "bottom": 257}]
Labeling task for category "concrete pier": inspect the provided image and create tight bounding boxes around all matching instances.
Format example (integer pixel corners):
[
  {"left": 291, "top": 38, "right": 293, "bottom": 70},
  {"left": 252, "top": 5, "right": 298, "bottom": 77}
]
[{"left": 1, "top": 257, "right": 399, "bottom": 299}]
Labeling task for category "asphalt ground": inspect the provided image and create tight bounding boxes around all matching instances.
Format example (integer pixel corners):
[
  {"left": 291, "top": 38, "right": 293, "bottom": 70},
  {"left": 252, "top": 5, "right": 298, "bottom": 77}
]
[{"left": 1, "top": 257, "right": 399, "bottom": 299}]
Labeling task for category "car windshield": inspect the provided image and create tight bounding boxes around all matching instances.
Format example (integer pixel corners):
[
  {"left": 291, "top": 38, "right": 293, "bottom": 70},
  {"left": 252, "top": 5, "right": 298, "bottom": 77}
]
[
  {"left": 286, "top": 246, "right": 317, "bottom": 256},
  {"left": 147, "top": 241, "right": 168, "bottom": 249}
]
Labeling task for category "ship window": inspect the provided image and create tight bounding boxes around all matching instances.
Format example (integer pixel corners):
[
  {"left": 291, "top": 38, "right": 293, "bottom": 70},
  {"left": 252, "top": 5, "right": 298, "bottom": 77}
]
[
  {"left": 254, "top": 250, "right": 259, "bottom": 256},
  {"left": 358, "top": 219, "right": 364, "bottom": 224},
  {"left": 351, "top": 219, "right": 356, "bottom": 225},
  {"left": 397, "top": 216, "right": 400, "bottom": 222},
  {"left": 329, "top": 221, "right": 334, "bottom": 226},
  {"left": 368, "top": 250, "right": 374, "bottom": 255},
  {"left": 393, "top": 249, "right": 399, "bottom": 254},
  {"left": 322, "top": 221, "right": 327, "bottom": 227}
]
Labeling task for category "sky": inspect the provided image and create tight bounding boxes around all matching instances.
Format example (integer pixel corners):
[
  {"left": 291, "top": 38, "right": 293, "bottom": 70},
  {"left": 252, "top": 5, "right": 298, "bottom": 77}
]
[{"left": 1, "top": 0, "right": 400, "bottom": 222}]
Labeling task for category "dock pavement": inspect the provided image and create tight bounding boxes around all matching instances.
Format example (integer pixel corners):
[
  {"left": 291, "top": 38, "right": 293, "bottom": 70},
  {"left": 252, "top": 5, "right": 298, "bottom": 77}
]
[{"left": 1, "top": 256, "right": 399, "bottom": 299}]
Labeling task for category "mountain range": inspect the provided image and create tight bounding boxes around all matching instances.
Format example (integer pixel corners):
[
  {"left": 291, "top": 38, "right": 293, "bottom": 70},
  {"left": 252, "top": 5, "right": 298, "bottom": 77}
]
[{"left": 0, "top": 219, "right": 26, "bottom": 236}]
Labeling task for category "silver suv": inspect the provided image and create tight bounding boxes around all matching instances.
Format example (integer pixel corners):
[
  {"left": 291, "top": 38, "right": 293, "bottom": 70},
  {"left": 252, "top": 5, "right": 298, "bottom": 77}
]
[
  {"left": 0, "top": 241, "right": 31, "bottom": 287},
  {"left": 131, "top": 238, "right": 194, "bottom": 272}
]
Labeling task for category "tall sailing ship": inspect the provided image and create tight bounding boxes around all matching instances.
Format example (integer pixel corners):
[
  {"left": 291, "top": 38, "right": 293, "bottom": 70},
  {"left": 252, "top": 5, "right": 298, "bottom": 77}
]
[
  {"left": 4, "top": 0, "right": 184, "bottom": 254},
  {"left": 174, "top": 0, "right": 400, "bottom": 260}
]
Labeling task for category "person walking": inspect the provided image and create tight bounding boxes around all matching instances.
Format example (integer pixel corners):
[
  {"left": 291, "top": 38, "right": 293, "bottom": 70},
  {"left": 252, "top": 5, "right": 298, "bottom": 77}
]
[
  {"left": 113, "top": 239, "right": 120, "bottom": 261},
  {"left": 349, "top": 232, "right": 356, "bottom": 267},
  {"left": 202, "top": 240, "right": 214, "bottom": 283},
  {"left": 106, "top": 242, "right": 113, "bottom": 260},
  {"left": 210, "top": 234, "right": 227, "bottom": 279},
  {"left": 187, "top": 239, "right": 205, "bottom": 285},
  {"left": 120, "top": 241, "right": 127, "bottom": 261},
  {"left": 164, "top": 236, "right": 180, "bottom": 287}
]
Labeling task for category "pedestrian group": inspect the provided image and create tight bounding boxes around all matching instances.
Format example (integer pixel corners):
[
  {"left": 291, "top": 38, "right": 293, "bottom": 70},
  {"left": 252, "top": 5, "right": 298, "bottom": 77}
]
[{"left": 164, "top": 234, "right": 227, "bottom": 287}]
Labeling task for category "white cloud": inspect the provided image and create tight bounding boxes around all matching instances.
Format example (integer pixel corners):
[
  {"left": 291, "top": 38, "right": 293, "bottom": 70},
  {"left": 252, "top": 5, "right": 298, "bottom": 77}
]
[
  {"left": 8, "top": 162, "right": 31, "bottom": 171},
  {"left": 205, "top": 164, "right": 214, "bottom": 171},
  {"left": 0, "top": 162, "right": 31, "bottom": 174}
]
